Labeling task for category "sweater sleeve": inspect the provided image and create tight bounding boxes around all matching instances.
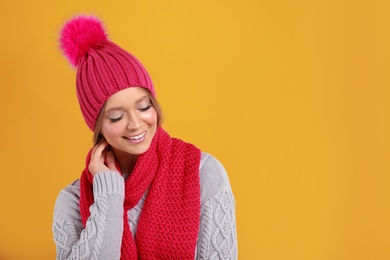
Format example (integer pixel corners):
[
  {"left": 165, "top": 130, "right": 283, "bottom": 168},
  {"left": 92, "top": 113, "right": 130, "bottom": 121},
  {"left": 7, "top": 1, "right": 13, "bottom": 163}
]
[
  {"left": 196, "top": 153, "right": 238, "bottom": 260},
  {"left": 52, "top": 171, "right": 125, "bottom": 260}
]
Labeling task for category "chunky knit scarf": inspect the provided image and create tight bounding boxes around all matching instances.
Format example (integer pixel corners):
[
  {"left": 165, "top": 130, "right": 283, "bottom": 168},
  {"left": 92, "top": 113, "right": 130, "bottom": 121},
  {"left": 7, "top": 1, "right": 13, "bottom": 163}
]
[{"left": 79, "top": 127, "right": 201, "bottom": 259}]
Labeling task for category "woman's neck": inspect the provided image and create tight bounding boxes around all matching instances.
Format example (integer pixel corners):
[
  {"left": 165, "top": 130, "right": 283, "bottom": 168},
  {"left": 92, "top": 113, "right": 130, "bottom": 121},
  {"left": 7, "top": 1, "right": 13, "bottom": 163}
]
[{"left": 112, "top": 148, "right": 138, "bottom": 175}]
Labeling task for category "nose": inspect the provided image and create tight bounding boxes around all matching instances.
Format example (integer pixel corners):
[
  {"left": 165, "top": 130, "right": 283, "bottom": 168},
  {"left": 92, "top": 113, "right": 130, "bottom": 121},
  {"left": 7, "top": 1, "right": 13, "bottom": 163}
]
[{"left": 126, "top": 112, "right": 143, "bottom": 130}]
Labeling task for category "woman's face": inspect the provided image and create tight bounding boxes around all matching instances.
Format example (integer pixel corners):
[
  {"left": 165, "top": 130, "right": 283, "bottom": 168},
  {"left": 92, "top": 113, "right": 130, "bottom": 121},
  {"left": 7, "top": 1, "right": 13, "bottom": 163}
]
[{"left": 100, "top": 87, "right": 158, "bottom": 157}]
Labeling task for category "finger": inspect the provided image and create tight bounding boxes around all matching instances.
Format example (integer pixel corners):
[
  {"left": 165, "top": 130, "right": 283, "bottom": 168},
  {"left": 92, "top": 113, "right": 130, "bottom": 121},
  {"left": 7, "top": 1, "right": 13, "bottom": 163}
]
[
  {"left": 90, "top": 140, "right": 109, "bottom": 161},
  {"left": 105, "top": 150, "right": 117, "bottom": 172},
  {"left": 88, "top": 141, "right": 110, "bottom": 175},
  {"left": 91, "top": 138, "right": 106, "bottom": 151}
]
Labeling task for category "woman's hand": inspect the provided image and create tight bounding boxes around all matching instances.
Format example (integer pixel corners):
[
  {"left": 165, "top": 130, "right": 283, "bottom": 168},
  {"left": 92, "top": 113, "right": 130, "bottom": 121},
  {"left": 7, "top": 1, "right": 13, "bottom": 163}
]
[{"left": 88, "top": 140, "right": 118, "bottom": 176}]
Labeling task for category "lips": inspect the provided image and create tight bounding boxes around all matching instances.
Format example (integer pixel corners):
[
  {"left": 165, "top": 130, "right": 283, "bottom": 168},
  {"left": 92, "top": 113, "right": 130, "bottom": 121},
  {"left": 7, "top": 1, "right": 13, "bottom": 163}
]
[
  {"left": 123, "top": 130, "right": 147, "bottom": 143},
  {"left": 127, "top": 132, "right": 146, "bottom": 140}
]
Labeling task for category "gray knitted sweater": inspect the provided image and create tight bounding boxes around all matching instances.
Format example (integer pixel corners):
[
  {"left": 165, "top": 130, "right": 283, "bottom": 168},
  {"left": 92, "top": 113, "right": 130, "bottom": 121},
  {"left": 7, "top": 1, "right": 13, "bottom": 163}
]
[{"left": 53, "top": 152, "right": 237, "bottom": 259}]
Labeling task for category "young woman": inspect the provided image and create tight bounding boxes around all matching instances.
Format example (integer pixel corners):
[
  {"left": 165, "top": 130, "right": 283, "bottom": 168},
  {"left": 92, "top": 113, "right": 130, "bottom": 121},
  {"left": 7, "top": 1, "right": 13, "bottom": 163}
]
[{"left": 53, "top": 15, "right": 237, "bottom": 259}]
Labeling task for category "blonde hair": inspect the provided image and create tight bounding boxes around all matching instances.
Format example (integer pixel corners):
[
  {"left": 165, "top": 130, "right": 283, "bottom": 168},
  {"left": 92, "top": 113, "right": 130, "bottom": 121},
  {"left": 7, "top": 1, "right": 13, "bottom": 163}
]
[{"left": 93, "top": 89, "right": 163, "bottom": 145}]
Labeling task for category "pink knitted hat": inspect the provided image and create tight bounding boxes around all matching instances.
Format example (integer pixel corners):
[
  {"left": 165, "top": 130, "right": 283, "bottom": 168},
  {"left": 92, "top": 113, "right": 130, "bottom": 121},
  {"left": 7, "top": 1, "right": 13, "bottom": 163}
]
[{"left": 59, "top": 15, "right": 155, "bottom": 130}]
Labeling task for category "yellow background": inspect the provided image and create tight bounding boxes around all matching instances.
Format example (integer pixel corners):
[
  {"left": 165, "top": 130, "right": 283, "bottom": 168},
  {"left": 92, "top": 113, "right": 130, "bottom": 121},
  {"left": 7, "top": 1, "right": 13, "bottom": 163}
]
[{"left": 0, "top": 0, "right": 389, "bottom": 259}]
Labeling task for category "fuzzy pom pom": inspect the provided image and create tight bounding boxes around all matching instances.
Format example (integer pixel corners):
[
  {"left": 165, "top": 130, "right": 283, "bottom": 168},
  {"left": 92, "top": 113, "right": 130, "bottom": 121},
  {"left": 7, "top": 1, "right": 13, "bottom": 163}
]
[{"left": 60, "top": 15, "right": 107, "bottom": 67}]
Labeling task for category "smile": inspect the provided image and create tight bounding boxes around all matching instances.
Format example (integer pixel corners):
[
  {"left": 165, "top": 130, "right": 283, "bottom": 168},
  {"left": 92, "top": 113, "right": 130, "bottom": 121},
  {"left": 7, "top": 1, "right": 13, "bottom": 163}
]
[
  {"left": 128, "top": 132, "right": 146, "bottom": 140},
  {"left": 123, "top": 130, "right": 147, "bottom": 143}
]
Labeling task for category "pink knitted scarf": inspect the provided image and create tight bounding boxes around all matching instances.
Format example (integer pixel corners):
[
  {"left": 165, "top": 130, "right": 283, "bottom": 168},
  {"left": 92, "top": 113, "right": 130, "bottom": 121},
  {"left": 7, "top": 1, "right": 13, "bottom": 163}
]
[{"left": 79, "top": 127, "right": 201, "bottom": 259}]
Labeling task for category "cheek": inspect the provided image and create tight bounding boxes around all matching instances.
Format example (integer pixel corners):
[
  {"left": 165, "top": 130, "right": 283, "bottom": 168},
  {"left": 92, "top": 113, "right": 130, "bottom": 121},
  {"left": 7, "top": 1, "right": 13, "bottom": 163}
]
[
  {"left": 101, "top": 121, "right": 125, "bottom": 138},
  {"left": 141, "top": 108, "right": 158, "bottom": 126}
]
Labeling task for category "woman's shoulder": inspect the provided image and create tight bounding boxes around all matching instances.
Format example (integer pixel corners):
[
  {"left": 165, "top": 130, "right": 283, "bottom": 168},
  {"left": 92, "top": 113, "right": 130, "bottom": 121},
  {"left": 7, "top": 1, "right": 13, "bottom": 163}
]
[
  {"left": 58, "top": 179, "right": 81, "bottom": 199},
  {"left": 199, "top": 152, "right": 232, "bottom": 203},
  {"left": 54, "top": 179, "right": 81, "bottom": 213}
]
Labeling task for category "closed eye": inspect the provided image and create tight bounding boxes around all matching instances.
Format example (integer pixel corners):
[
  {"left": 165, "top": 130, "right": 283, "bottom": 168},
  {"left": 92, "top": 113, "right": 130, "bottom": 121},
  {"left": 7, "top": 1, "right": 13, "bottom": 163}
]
[
  {"left": 138, "top": 105, "right": 152, "bottom": 112},
  {"left": 109, "top": 114, "right": 124, "bottom": 122}
]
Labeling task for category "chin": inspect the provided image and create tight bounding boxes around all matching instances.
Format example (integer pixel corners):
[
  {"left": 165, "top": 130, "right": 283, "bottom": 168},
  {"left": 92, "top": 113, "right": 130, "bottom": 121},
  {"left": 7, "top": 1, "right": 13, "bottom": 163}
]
[{"left": 122, "top": 142, "right": 152, "bottom": 156}]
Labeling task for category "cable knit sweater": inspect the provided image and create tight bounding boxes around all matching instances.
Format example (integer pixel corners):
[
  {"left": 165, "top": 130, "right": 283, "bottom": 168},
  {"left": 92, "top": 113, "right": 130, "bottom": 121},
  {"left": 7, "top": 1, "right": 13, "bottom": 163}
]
[{"left": 53, "top": 152, "right": 237, "bottom": 259}]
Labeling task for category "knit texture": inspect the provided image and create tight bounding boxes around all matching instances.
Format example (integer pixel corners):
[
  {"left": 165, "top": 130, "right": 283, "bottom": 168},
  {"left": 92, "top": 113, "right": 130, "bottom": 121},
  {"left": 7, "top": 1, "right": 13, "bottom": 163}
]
[
  {"left": 59, "top": 15, "right": 155, "bottom": 130},
  {"left": 52, "top": 153, "right": 238, "bottom": 259},
  {"left": 79, "top": 127, "right": 201, "bottom": 259}
]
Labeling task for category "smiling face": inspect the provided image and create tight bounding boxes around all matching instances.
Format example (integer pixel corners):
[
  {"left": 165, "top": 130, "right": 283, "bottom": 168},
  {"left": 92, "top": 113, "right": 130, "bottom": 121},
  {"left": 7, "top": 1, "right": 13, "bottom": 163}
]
[{"left": 99, "top": 87, "right": 158, "bottom": 160}]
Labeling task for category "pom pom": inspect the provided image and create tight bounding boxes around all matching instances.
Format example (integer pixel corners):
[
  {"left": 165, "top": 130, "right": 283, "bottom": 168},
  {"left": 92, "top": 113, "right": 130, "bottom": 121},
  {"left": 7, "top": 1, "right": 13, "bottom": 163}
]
[{"left": 59, "top": 15, "right": 107, "bottom": 67}]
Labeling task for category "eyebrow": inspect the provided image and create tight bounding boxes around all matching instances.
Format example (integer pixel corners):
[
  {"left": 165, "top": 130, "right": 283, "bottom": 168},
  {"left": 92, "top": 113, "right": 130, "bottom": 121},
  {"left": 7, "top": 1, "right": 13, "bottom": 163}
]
[{"left": 105, "top": 95, "right": 149, "bottom": 113}]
